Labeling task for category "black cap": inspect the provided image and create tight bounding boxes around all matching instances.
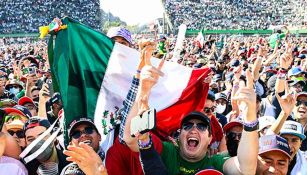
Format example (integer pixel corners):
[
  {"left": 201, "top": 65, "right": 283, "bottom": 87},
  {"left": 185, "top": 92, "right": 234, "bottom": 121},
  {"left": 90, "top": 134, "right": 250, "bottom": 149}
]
[
  {"left": 50, "top": 92, "right": 62, "bottom": 105},
  {"left": 207, "top": 90, "right": 215, "bottom": 101},
  {"left": 230, "top": 59, "right": 240, "bottom": 67},
  {"left": 181, "top": 111, "right": 211, "bottom": 131},
  {"left": 68, "top": 118, "right": 98, "bottom": 138}
]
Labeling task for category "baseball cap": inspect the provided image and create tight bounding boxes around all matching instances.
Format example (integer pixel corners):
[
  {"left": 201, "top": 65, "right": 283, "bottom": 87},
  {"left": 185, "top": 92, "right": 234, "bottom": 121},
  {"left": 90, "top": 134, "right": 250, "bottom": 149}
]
[
  {"left": 280, "top": 121, "right": 306, "bottom": 140},
  {"left": 288, "top": 67, "right": 304, "bottom": 77},
  {"left": 223, "top": 120, "right": 243, "bottom": 133},
  {"left": 298, "top": 54, "right": 306, "bottom": 59},
  {"left": 297, "top": 91, "right": 307, "bottom": 98},
  {"left": 0, "top": 99, "right": 17, "bottom": 108},
  {"left": 259, "top": 135, "right": 291, "bottom": 159},
  {"left": 107, "top": 27, "right": 132, "bottom": 45},
  {"left": 212, "top": 74, "right": 222, "bottom": 82},
  {"left": 258, "top": 116, "right": 276, "bottom": 131},
  {"left": 4, "top": 105, "right": 32, "bottom": 119},
  {"left": 18, "top": 96, "right": 36, "bottom": 107},
  {"left": 207, "top": 90, "right": 215, "bottom": 101},
  {"left": 181, "top": 111, "right": 211, "bottom": 131},
  {"left": 230, "top": 59, "right": 240, "bottom": 67},
  {"left": 24, "top": 117, "right": 51, "bottom": 131},
  {"left": 68, "top": 118, "right": 98, "bottom": 138},
  {"left": 215, "top": 93, "right": 227, "bottom": 101},
  {"left": 49, "top": 92, "right": 62, "bottom": 105},
  {"left": 288, "top": 79, "right": 305, "bottom": 87},
  {"left": 62, "top": 163, "right": 84, "bottom": 175}
]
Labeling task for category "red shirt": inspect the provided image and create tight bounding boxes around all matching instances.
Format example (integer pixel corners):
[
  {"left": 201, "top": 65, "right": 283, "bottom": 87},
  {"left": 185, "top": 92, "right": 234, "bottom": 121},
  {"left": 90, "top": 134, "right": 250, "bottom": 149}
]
[{"left": 106, "top": 135, "right": 163, "bottom": 175}]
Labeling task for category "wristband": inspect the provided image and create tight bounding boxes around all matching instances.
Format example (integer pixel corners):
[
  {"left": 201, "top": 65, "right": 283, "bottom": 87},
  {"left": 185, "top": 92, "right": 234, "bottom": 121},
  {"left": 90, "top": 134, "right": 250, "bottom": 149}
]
[
  {"left": 138, "top": 135, "right": 152, "bottom": 149},
  {"left": 279, "top": 68, "right": 288, "bottom": 73},
  {"left": 277, "top": 72, "right": 286, "bottom": 79},
  {"left": 243, "top": 119, "right": 259, "bottom": 132},
  {"left": 136, "top": 70, "right": 141, "bottom": 74}
]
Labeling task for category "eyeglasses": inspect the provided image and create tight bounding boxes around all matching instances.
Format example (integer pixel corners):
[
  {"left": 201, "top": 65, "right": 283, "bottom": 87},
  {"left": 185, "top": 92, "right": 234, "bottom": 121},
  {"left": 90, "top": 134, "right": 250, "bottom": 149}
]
[
  {"left": 182, "top": 122, "right": 208, "bottom": 132},
  {"left": 296, "top": 100, "right": 307, "bottom": 106},
  {"left": 203, "top": 107, "right": 215, "bottom": 113},
  {"left": 5, "top": 115, "right": 24, "bottom": 122},
  {"left": 226, "top": 132, "right": 242, "bottom": 140},
  {"left": 8, "top": 130, "right": 25, "bottom": 138},
  {"left": 71, "top": 127, "right": 95, "bottom": 139}
]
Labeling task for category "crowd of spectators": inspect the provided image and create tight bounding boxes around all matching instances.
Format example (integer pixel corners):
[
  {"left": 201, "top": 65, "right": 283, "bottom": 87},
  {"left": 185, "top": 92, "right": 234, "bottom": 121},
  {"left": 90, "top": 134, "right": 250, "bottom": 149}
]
[
  {"left": 0, "top": 0, "right": 101, "bottom": 34},
  {"left": 164, "top": 0, "right": 307, "bottom": 30},
  {"left": 0, "top": 22, "right": 307, "bottom": 175}
]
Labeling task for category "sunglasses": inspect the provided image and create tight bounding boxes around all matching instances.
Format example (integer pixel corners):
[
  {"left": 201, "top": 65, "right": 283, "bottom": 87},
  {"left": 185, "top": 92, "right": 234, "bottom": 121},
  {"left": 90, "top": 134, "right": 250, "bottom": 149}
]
[
  {"left": 203, "top": 107, "right": 215, "bottom": 113},
  {"left": 71, "top": 127, "right": 95, "bottom": 139},
  {"left": 226, "top": 132, "right": 242, "bottom": 140},
  {"left": 8, "top": 130, "right": 25, "bottom": 138},
  {"left": 296, "top": 100, "right": 307, "bottom": 106},
  {"left": 182, "top": 122, "right": 208, "bottom": 132},
  {"left": 5, "top": 115, "right": 24, "bottom": 122}
]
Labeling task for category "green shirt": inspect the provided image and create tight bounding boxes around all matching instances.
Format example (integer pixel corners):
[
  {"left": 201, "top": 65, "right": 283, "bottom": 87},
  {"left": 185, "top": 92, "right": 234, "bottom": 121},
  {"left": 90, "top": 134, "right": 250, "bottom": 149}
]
[
  {"left": 269, "top": 33, "right": 286, "bottom": 49},
  {"left": 158, "top": 41, "right": 166, "bottom": 54},
  {"left": 161, "top": 141, "right": 230, "bottom": 175}
]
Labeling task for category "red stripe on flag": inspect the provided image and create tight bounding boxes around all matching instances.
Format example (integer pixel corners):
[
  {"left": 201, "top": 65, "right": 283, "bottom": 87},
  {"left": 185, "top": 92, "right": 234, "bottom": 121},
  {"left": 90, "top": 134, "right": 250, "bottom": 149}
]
[{"left": 155, "top": 68, "right": 211, "bottom": 138}]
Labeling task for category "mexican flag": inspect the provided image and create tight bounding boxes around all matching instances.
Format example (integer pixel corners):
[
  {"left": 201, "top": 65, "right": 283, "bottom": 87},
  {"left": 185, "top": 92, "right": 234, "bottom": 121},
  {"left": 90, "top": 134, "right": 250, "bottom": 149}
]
[{"left": 48, "top": 17, "right": 210, "bottom": 151}]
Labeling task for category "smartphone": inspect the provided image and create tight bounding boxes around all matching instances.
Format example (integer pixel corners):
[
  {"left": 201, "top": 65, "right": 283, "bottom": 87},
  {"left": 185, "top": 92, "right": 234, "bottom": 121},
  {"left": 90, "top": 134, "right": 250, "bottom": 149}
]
[
  {"left": 22, "top": 67, "right": 36, "bottom": 75},
  {"left": 28, "top": 67, "right": 36, "bottom": 75},
  {"left": 42, "top": 77, "right": 50, "bottom": 97},
  {"left": 130, "top": 109, "right": 156, "bottom": 137},
  {"left": 0, "top": 108, "right": 6, "bottom": 132}
]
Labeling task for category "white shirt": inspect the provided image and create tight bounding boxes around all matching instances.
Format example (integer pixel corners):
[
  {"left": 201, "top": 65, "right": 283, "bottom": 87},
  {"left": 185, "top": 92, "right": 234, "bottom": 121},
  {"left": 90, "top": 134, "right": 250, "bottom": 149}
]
[
  {"left": 291, "top": 150, "right": 307, "bottom": 175},
  {"left": 0, "top": 156, "right": 28, "bottom": 175}
]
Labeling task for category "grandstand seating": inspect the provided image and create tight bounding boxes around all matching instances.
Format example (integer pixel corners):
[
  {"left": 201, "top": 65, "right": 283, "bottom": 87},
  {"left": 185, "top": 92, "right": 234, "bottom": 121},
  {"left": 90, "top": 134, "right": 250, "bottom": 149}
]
[
  {"left": 0, "top": 0, "right": 101, "bottom": 34},
  {"left": 164, "top": 0, "right": 307, "bottom": 30}
]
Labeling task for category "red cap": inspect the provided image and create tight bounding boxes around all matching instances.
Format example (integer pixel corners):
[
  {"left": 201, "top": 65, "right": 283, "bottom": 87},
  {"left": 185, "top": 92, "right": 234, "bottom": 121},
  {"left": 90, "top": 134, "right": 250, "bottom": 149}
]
[
  {"left": 18, "top": 96, "right": 35, "bottom": 106},
  {"left": 223, "top": 120, "right": 243, "bottom": 133}
]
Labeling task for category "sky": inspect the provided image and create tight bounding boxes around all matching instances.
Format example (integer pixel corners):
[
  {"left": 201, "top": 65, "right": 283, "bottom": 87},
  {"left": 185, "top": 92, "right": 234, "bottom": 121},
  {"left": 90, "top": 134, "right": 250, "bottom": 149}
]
[{"left": 100, "top": 0, "right": 164, "bottom": 25}]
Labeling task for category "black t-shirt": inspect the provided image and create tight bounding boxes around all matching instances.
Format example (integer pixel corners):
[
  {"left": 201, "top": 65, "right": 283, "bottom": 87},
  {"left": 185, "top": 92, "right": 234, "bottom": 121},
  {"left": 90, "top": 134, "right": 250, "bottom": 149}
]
[
  {"left": 25, "top": 147, "right": 69, "bottom": 175},
  {"left": 287, "top": 154, "right": 297, "bottom": 175},
  {"left": 216, "top": 113, "right": 227, "bottom": 127},
  {"left": 301, "top": 131, "right": 307, "bottom": 151}
]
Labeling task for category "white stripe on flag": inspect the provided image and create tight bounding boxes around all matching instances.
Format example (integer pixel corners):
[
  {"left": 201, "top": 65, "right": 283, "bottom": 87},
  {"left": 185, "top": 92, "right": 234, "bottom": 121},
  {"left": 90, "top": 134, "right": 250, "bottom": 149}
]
[{"left": 94, "top": 43, "right": 193, "bottom": 152}]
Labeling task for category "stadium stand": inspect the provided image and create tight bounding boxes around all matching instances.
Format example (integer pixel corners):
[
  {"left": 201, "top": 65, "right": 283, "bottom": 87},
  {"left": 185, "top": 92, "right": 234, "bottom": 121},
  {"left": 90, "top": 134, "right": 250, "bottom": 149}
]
[
  {"left": 164, "top": 0, "right": 307, "bottom": 30},
  {"left": 0, "top": 0, "right": 101, "bottom": 34}
]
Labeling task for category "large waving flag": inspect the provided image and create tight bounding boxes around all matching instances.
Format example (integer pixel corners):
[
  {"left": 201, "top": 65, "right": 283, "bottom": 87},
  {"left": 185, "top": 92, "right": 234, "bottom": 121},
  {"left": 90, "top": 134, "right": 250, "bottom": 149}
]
[{"left": 48, "top": 17, "right": 210, "bottom": 150}]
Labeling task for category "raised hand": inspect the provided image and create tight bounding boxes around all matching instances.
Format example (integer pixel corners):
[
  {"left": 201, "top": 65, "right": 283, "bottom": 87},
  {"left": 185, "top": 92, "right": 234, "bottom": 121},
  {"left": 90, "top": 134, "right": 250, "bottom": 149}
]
[
  {"left": 232, "top": 69, "right": 256, "bottom": 122},
  {"left": 276, "top": 81, "right": 297, "bottom": 116},
  {"left": 64, "top": 142, "right": 107, "bottom": 175},
  {"left": 137, "top": 43, "right": 164, "bottom": 115}
]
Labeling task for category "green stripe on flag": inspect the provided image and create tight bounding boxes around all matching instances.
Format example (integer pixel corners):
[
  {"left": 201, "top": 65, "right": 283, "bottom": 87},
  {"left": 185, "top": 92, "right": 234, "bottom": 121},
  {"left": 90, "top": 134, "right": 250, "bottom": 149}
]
[{"left": 48, "top": 17, "right": 114, "bottom": 145}]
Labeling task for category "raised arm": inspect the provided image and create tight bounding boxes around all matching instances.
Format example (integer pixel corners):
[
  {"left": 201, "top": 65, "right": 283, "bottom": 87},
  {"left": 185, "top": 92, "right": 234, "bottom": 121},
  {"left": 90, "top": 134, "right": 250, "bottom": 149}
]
[
  {"left": 269, "top": 81, "right": 297, "bottom": 134},
  {"left": 223, "top": 69, "right": 258, "bottom": 175},
  {"left": 123, "top": 41, "right": 164, "bottom": 152}
]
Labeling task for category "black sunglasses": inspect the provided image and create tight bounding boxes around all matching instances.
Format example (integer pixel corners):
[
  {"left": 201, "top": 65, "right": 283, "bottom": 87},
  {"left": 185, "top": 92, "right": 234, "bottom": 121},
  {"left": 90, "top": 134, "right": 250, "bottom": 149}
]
[
  {"left": 71, "top": 127, "right": 95, "bottom": 139},
  {"left": 226, "top": 132, "right": 242, "bottom": 140},
  {"left": 296, "top": 100, "right": 307, "bottom": 106},
  {"left": 182, "top": 122, "right": 208, "bottom": 132},
  {"left": 203, "top": 107, "right": 215, "bottom": 113},
  {"left": 8, "top": 130, "right": 25, "bottom": 138}
]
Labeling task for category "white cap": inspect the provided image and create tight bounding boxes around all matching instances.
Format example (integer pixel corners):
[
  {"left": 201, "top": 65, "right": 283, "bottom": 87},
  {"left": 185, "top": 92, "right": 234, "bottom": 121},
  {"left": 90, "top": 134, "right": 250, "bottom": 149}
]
[
  {"left": 280, "top": 120, "right": 306, "bottom": 140},
  {"left": 259, "top": 116, "right": 276, "bottom": 131}
]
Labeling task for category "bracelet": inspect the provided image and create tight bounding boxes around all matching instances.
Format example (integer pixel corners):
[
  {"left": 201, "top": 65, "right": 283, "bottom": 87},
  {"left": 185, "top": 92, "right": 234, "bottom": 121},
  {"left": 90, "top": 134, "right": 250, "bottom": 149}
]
[
  {"left": 243, "top": 119, "right": 259, "bottom": 132},
  {"left": 277, "top": 72, "right": 286, "bottom": 79},
  {"left": 279, "top": 68, "right": 288, "bottom": 73},
  {"left": 136, "top": 70, "right": 141, "bottom": 74},
  {"left": 138, "top": 135, "right": 152, "bottom": 149}
]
